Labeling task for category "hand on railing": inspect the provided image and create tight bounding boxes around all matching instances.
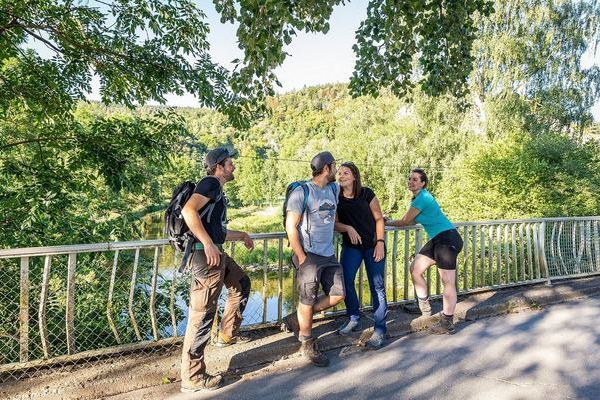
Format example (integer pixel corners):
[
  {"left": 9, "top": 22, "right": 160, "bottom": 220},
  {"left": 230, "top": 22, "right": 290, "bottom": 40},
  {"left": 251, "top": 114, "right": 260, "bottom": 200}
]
[{"left": 243, "top": 232, "right": 254, "bottom": 250}]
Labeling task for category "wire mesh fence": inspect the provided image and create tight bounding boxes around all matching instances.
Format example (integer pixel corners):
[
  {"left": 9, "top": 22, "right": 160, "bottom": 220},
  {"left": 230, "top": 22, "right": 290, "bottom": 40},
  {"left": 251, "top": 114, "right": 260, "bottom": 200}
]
[{"left": 1, "top": 216, "right": 599, "bottom": 381}]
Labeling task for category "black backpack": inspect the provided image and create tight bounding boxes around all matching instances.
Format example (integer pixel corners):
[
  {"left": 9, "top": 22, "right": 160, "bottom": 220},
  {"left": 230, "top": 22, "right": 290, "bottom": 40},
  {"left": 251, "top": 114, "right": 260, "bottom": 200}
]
[
  {"left": 164, "top": 177, "right": 223, "bottom": 273},
  {"left": 164, "top": 181, "right": 196, "bottom": 272}
]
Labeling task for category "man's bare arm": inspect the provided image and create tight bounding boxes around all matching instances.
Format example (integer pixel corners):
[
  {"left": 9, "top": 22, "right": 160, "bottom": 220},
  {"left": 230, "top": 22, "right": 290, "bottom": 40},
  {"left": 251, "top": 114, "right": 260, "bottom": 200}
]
[{"left": 285, "top": 210, "right": 306, "bottom": 264}]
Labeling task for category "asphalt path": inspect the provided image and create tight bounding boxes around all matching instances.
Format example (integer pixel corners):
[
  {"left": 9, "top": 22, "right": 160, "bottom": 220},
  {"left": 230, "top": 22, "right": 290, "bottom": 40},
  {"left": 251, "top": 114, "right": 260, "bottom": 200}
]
[{"left": 154, "top": 296, "right": 600, "bottom": 400}]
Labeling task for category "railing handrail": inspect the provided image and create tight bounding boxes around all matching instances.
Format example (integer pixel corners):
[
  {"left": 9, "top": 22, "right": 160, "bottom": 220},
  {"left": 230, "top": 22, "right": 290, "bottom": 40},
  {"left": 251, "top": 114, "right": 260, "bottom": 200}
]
[
  {"left": 1, "top": 216, "right": 599, "bottom": 259},
  {"left": 2, "top": 214, "right": 599, "bottom": 377}
]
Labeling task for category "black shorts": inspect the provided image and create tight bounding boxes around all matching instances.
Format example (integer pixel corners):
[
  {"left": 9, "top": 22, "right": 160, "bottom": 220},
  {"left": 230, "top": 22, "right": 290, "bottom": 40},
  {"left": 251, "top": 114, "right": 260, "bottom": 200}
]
[
  {"left": 419, "top": 229, "right": 463, "bottom": 270},
  {"left": 292, "top": 252, "right": 345, "bottom": 306}
]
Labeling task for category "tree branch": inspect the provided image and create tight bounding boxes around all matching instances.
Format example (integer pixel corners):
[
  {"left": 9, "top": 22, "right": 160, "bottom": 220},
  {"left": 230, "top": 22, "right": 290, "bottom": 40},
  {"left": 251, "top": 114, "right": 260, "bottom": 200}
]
[
  {"left": 18, "top": 25, "right": 63, "bottom": 54},
  {"left": 1, "top": 136, "right": 76, "bottom": 150}
]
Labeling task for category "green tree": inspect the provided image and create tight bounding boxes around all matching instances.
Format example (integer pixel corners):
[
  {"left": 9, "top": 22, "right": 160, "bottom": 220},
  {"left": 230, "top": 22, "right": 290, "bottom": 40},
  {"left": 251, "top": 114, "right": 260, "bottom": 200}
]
[
  {"left": 0, "top": 1, "right": 496, "bottom": 250},
  {"left": 0, "top": 0, "right": 250, "bottom": 123},
  {"left": 351, "top": 0, "right": 494, "bottom": 100},
  {"left": 437, "top": 129, "right": 600, "bottom": 221},
  {"left": 0, "top": 106, "right": 187, "bottom": 248},
  {"left": 470, "top": 0, "right": 600, "bottom": 136}
]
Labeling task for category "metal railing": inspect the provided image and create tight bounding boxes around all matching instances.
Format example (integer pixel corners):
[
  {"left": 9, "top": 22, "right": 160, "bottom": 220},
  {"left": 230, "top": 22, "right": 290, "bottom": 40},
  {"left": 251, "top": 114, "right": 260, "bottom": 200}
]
[{"left": 1, "top": 216, "right": 599, "bottom": 380}]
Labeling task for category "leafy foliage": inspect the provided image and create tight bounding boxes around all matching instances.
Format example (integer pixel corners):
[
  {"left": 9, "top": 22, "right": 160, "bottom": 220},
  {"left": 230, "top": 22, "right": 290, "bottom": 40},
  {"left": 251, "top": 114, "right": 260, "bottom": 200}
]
[
  {"left": 471, "top": 0, "right": 600, "bottom": 135},
  {"left": 0, "top": 106, "right": 187, "bottom": 247},
  {"left": 0, "top": 0, "right": 251, "bottom": 123},
  {"left": 437, "top": 130, "right": 600, "bottom": 220},
  {"left": 351, "top": 0, "right": 494, "bottom": 101},
  {"left": 1, "top": 1, "right": 599, "bottom": 242}
]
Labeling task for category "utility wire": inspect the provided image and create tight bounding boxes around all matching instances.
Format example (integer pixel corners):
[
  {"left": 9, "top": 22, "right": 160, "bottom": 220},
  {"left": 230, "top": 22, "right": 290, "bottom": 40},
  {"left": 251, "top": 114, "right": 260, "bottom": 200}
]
[{"left": 235, "top": 154, "right": 453, "bottom": 173}]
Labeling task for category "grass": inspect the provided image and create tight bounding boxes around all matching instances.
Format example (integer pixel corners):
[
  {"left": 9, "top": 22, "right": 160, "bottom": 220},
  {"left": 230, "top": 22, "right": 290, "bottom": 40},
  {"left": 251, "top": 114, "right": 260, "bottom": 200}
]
[{"left": 228, "top": 206, "right": 282, "bottom": 234}]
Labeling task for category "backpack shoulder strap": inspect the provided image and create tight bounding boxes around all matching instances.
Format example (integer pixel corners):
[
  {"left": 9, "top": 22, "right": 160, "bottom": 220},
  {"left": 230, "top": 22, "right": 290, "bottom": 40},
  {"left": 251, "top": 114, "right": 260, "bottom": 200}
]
[{"left": 300, "top": 182, "right": 309, "bottom": 215}]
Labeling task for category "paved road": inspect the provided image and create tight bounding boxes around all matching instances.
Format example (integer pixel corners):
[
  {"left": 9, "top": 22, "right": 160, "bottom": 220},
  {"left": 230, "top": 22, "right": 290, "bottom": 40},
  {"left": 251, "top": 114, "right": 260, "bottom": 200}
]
[{"left": 115, "top": 296, "right": 600, "bottom": 400}]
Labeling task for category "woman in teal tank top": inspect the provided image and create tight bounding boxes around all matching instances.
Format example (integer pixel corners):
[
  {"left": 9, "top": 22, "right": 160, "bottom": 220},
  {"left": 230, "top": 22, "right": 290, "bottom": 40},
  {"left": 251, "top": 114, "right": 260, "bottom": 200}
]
[{"left": 386, "top": 168, "right": 463, "bottom": 334}]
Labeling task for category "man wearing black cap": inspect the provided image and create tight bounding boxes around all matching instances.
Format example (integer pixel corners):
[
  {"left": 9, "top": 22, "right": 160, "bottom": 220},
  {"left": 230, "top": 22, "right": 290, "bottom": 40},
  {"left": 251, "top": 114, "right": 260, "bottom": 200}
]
[
  {"left": 179, "top": 147, "right": 254, "bottom": 392},
  {"left": 283, "top": 151, "right": 345, "bottom": 367}
]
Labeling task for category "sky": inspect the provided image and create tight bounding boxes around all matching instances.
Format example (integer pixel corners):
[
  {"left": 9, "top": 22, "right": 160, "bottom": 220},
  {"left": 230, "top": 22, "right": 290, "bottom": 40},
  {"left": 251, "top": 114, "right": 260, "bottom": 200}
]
[
  {"left": 37, "top": 1, "right": 600, "bottom": 120},
  {"left": 86, "top": 1, "right": 369, "bottom": 106}
]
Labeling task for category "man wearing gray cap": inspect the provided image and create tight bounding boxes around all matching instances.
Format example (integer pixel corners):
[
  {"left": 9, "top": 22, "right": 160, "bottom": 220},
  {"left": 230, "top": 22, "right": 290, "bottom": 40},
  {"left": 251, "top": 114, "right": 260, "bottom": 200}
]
[
  {"left": 179, "top": 147, "right": 254, "bottom": 392},
  {"left": 283, "top": 151, "right": 345, "bottom": 367}
]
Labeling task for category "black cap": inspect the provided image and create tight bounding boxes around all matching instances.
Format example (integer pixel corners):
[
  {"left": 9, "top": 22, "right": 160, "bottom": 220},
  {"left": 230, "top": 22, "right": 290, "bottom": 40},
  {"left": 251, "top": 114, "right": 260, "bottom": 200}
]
[
  {"left": 310, "top": 151, "right": 336, "bottom": 172},
  {"left": 204, "top": 147, "right": 238, "bottom": 169}
]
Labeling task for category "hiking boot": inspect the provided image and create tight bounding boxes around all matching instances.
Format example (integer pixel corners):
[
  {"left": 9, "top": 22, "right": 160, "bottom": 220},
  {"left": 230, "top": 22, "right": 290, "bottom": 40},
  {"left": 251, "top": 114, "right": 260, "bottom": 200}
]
[
  {"left": 300, "top": 338, "right": 329, "bottom": 367},
  {"left": 418, "top": 297, "right": 432, "bottom": 317},
  {"left": 429, "top": 313, "right": 455, "bottom": 335},
  {"left": 365, "top": 332, "right": 385, "bottom": 350},
  {"left": 338, "top": 319, "right": 361, "bottom": 336},
  {"left": 281, "top": 312, "right": 300, "bottom": 338},
  {"left": 399, "top": 302, "right": 423, "bottom": 315},
  {"left": 180, "top": 373, "right": 223, "bottom": 393},
  {"left": 214, "top": 331, "right": 252, "bottom": 347}
]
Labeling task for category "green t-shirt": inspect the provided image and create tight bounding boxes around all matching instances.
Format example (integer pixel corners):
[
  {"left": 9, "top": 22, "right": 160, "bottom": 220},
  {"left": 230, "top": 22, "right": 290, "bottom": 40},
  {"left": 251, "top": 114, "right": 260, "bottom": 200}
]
[{"left": 410, "top": 189, "right": 455, "bottom": 239}]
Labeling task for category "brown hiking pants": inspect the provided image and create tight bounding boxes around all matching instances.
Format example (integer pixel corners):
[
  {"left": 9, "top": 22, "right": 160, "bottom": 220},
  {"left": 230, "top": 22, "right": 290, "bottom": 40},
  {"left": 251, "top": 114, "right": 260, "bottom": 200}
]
[{"left": 180, "top": 250, "right": 251, "bottom": 383}]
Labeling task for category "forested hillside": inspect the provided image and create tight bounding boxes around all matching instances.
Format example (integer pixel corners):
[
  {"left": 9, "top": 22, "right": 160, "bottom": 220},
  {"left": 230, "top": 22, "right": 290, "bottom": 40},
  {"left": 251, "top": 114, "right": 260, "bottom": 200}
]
[{"left": 2, "top": 0, "right": 600, "bottom": 248}]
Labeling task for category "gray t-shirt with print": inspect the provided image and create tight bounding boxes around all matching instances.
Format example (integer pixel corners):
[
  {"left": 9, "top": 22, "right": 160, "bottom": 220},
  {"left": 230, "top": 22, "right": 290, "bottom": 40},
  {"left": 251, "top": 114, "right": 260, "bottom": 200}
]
[{"left": 286, "top": 181, "right": 339, "bottom": 257}]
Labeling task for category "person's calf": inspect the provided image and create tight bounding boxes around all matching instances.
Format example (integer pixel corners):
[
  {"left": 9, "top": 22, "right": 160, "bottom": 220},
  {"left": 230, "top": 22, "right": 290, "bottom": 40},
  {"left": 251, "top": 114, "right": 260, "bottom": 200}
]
[
  {"left": 329, "top": 295, "right": 345, "bottom": 307},
  {"left": 313, "top": 294, "right": 344, "bottom": 313},
  {"left": 297, "top": 303, "right": 314, "bottom": 338},
  {"left": 441, "top": 286, "right": 457, "bottom": 315}
]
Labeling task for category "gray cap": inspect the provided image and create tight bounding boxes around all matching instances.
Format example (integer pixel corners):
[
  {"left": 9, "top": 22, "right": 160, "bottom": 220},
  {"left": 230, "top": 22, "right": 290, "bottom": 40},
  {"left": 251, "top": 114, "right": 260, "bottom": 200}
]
[
  {"left": 204, "top": 147, "right": 238, "bottom": 169},
  {"left": 310, "top": 151, "right": 335, "bottom": 172}
]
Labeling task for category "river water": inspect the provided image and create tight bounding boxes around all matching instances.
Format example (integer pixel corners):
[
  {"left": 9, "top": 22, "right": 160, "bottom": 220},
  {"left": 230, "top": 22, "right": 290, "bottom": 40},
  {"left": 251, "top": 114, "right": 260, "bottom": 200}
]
[{"left": 142, "top": 214, "right": 298, "bottom": 331}]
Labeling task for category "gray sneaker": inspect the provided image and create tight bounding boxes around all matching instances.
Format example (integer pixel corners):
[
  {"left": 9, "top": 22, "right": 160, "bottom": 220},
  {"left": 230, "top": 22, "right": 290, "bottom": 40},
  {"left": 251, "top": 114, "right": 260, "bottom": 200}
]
[
  {"left": 365, "top": 332, "right": 385, "bottom": 349},
  {"left": 338, "top": 319, "right": 361, "bottom": 336}
]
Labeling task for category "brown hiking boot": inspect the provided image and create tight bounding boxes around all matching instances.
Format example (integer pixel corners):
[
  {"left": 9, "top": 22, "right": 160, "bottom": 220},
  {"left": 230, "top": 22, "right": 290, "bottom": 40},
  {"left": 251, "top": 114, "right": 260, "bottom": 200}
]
[
  {"left": 418, "top": 297, "right": 432, "bottom": 317},
  {"left": 281, "top": 312, "right": 300, "bottom": 338},
  {"left": 429, "top": 313, "right": 455, "bottom": 335},
  {"left": 180, "top": 373, "right": 223, "bottom": 393},
  {"left": 300, "top": 338, "right": 329, "bottom": 367}
]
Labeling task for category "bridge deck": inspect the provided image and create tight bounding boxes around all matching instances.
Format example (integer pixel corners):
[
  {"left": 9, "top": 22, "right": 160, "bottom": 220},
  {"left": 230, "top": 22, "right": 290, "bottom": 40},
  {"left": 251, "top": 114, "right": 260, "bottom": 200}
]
[{"left": 2, "top": 275, "right": 599, "bottom": 400}]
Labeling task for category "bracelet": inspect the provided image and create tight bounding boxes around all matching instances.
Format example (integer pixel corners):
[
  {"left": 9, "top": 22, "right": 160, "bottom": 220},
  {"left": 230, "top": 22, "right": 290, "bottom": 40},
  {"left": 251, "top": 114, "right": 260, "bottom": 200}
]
[{"left": 376, "top": 239, "right": 385, "bottom": 244}]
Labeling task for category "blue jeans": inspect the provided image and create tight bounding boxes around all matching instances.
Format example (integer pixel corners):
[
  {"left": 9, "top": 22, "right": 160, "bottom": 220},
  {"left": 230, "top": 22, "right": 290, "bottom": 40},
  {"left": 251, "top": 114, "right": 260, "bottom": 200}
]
[{"left": 340, "top": 245, "right": 388, "bottom": 334}]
